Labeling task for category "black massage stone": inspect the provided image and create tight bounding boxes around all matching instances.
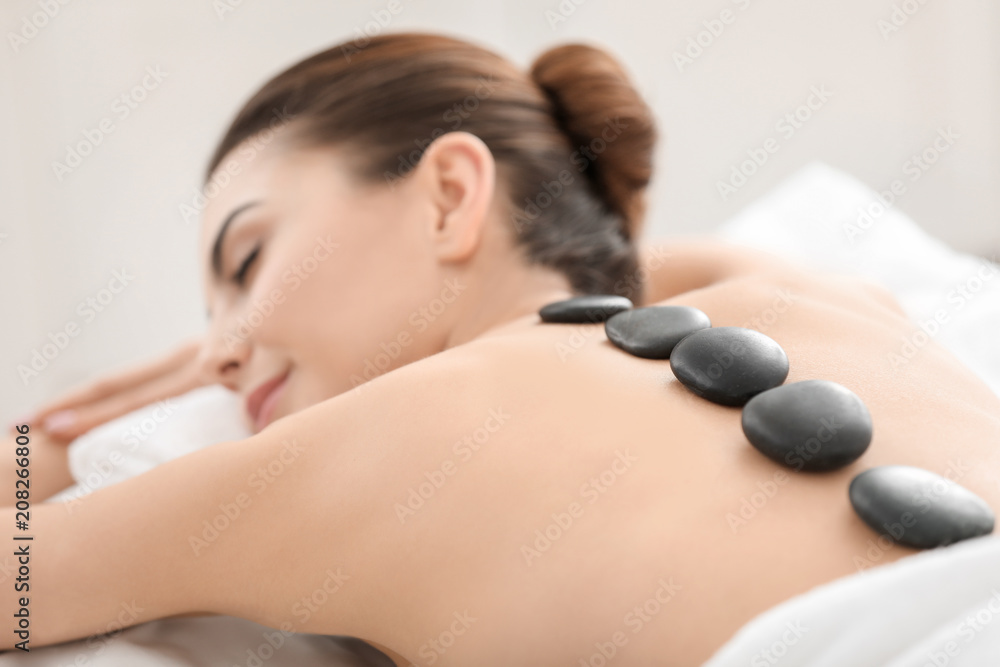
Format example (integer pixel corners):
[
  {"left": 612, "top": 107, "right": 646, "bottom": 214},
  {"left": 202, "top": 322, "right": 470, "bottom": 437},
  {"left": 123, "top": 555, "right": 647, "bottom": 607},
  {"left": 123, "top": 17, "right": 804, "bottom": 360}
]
[
  {"left": 741, "top": 380, "right": 873, "bottom": 471},
  {"left": 538, "top": 295, "right": 633, "bottom": 324},
  {"left": 849, "top": 465, "right": 995, "bottom": 549},
  {"left": 669, "top": 327, "right": 789, "bottom": 406},
  {"left": 604, "top": 306, "right": 712, "bottom": 359}
]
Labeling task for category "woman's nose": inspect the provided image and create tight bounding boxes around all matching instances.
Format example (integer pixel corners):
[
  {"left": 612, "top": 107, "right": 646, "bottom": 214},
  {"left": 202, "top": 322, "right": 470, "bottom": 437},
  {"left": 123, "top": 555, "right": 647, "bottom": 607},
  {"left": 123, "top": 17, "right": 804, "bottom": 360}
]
[{"left": 197, "top": 319, "right": 252, "bottom": 391}]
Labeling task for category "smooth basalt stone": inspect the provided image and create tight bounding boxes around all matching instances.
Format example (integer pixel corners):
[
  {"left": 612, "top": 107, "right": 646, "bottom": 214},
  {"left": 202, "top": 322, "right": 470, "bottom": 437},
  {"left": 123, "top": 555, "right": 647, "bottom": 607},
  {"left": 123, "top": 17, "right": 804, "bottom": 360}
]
[
  {"left": 539, "top": 294, "right": 633, "bottom": 324},
  {"left": 669, "top": 327, "right": 789, "bottom": 406},
  {"left": 604, "top": 306, "right": 712, "bottom": 359},
  {"left": 741, "top": 379, "right": 873, "bottom": 472},
  {"left": 849, "top": 465, "right": 995, "bottom": 549}
]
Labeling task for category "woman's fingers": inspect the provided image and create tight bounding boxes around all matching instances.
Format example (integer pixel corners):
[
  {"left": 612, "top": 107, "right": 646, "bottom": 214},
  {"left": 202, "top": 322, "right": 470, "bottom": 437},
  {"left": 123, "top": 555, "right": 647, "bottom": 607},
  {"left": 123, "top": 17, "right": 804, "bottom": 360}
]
[
  {"left": 41, "top": 366, "right": 206, "bottom": 441},
  {"left": 15, "top": 337, "right": 204, "bottom": 440},
  {"left": 37, "top": 337, "right": 202, "bottom": 415}
]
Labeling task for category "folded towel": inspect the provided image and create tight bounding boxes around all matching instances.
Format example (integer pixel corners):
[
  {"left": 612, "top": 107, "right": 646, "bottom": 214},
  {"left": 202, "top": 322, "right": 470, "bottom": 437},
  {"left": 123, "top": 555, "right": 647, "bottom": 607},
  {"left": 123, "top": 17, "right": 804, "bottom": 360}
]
[{"left": 51, "top": 384, "right": 251, "bottom": 504}]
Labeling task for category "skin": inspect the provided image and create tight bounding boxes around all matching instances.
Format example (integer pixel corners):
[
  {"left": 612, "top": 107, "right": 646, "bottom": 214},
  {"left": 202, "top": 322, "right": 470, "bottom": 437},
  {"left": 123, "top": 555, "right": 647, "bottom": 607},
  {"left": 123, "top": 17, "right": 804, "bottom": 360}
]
[{"left": 4, "top": 129, "right": 999, "bottom": 666}]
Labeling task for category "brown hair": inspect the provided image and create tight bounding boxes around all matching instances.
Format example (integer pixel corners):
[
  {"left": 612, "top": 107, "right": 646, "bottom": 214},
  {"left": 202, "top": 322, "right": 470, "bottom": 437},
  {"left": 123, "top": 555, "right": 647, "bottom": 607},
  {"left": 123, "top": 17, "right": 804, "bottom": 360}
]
[{"left": 207, "top": 32, "right": 657, "bottom": 300}]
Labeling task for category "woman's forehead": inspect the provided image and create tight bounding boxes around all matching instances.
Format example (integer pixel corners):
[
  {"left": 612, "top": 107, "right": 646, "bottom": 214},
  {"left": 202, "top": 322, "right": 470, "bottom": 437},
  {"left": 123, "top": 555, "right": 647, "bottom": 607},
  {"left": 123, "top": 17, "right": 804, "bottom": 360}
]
[
  {"left": 198, "top": 134, "right": 375, "bottom": 250},
  {"left": 198, "top": 140, "right": 283, "bottom": 249}
]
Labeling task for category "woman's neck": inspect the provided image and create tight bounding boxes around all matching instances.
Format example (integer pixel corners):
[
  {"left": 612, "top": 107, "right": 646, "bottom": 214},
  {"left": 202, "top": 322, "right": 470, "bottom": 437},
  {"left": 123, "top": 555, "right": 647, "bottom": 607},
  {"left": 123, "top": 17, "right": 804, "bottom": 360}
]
[{"left": 440, "top": 266, "right": 574, "bottom": 349}]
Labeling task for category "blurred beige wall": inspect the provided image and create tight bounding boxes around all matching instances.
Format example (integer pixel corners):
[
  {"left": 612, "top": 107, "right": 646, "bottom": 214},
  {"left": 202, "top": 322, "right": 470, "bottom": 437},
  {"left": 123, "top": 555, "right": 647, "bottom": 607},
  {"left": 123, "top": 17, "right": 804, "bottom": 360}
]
[{"left": 1, "top": 0, "right": 998, "bottom": 417}]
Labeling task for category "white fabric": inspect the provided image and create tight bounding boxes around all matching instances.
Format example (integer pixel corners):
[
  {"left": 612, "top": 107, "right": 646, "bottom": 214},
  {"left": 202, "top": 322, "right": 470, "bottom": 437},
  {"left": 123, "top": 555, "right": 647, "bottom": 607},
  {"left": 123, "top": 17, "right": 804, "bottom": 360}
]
[
  {"left": 18, "top": 161, "right": 1000, "bottom": 665},
  {"left": 57, "top": 384, "right": 251, "bottom": 500},
  {"left": 0, "top": 616, "right": 373, "bottom": 667},
  {"left": 702, "top": 535, "right": 1000, "bottom": 666}
]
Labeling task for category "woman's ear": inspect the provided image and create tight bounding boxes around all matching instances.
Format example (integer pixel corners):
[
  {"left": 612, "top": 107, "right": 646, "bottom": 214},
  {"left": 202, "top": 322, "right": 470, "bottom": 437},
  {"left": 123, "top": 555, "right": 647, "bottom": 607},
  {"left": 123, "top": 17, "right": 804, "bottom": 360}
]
[{"left": 414, "top": 131, "right": 496, "bottom": 263}]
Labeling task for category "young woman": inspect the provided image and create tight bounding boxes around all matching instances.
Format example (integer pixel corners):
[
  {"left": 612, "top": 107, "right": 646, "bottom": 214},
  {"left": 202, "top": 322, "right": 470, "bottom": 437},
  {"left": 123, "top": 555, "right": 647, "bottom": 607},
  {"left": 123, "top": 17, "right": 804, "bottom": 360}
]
[{"left": 5, "top": 32, "right": 999, "bottom": 666}]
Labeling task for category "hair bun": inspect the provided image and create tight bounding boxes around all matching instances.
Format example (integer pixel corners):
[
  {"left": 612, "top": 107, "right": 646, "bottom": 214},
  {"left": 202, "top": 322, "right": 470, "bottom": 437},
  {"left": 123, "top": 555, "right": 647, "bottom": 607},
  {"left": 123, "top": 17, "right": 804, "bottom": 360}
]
[{"left": 530, "top": 43, "right": 657, "bottom": 240}]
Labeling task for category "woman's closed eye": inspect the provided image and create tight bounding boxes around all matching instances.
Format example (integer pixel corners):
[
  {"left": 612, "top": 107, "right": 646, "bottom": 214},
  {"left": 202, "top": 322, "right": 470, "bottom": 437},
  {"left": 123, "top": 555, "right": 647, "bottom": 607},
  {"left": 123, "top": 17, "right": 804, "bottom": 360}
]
[{"left": 232, "top": 244, "right": 261, "bottom": 286}]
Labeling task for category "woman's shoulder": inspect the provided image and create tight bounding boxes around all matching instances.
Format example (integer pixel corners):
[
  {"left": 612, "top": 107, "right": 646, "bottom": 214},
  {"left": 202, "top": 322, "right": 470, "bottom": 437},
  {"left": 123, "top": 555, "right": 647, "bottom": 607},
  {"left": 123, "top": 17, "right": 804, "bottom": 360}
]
[
  {"left": 645, "top": 261, "right": 912, "bottom": 334},
  {"left": 639, "top": 237, "right": 911, "bottom": 323}
]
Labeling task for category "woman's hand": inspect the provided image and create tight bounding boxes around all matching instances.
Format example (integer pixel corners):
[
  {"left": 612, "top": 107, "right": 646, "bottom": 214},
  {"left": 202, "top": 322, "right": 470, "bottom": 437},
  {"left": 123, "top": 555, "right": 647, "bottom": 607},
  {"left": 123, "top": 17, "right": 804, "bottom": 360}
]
[{"left": 10, "top": 336, "right": 206, "bottom": 442}]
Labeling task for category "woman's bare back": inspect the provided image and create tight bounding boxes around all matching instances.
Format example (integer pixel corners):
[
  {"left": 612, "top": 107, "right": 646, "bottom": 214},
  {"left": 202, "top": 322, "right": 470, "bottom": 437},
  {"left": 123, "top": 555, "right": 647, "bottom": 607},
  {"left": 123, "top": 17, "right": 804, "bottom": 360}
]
[{"left": 344, "top": 268, "right": 1000, "bottom": 665}]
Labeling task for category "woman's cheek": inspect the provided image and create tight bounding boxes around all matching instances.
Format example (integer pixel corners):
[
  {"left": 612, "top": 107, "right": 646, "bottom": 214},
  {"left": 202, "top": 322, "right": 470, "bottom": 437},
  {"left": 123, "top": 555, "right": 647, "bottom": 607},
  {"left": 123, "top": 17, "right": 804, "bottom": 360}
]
[
  {"left": 228, "top": 264, "right": 294, "bottom": 341},
  {"left": 280, "top": 263, "right": 303, "bottom": 292},
  {"left": 276, "top": 232, "right": 342, "bottom": 293},
  {"left": 260, "top": 257, "right": 335, "bottom": 332}
]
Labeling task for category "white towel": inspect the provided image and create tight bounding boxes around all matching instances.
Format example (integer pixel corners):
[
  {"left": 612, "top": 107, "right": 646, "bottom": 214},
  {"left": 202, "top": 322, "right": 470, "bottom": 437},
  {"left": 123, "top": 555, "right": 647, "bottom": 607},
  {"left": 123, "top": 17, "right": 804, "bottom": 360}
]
[
  {"left": 52, "top": 384, "right": 251, "bottom": 504},
  {"left": 703, "top": 535, "right": 1000, "bottom": 666}
]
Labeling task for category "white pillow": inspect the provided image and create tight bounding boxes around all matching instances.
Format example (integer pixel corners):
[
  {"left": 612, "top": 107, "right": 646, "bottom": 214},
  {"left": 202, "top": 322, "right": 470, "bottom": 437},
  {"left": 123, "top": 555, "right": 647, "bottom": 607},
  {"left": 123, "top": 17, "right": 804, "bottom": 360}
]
[{"left": 51, "top": 384, "right": 250, "bottom": 503}]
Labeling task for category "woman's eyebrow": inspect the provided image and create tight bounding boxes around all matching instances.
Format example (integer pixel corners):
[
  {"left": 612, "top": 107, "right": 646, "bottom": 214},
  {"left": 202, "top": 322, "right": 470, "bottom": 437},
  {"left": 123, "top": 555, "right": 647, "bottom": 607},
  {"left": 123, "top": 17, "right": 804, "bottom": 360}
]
[{"left": 210, "top": 200, "right": 262, "bottom": 280}]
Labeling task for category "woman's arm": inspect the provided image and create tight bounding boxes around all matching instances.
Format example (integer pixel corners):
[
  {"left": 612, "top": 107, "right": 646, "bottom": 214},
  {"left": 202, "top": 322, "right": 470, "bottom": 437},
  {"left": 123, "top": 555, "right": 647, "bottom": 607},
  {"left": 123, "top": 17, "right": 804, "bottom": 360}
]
[
  {"left": 1, "top": 416, "right": 374, "bottom": 650},
  {"left": 1, "top": 427, "right": 73, "bottom": 507},
  {"left": 0, "top": 346, "right": 497, "bottom": 654},
  {"left": 637, "top": 236, "right": 908, "bottom": 318}
]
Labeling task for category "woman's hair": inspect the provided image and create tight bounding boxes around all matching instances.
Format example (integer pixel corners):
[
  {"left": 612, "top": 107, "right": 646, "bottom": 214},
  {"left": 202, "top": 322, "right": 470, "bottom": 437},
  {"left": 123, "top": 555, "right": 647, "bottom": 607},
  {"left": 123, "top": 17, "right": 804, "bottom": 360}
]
[{"left": 207, "top": 32, "right": 657, "bottom": 300}]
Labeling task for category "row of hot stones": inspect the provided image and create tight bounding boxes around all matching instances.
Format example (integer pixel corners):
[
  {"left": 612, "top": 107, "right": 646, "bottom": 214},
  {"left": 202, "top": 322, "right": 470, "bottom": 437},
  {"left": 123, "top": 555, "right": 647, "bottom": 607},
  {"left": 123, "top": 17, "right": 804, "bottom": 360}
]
[{"left": 538, "top": 294, "right": 995, "bottom": 550}]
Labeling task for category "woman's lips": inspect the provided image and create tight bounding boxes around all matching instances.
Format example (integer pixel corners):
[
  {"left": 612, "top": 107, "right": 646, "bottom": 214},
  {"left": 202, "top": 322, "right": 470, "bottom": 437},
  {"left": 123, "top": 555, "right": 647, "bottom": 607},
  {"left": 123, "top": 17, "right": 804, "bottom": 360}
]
[{"left": 246, "top": 370, "right": 290, "bottom": 432}]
